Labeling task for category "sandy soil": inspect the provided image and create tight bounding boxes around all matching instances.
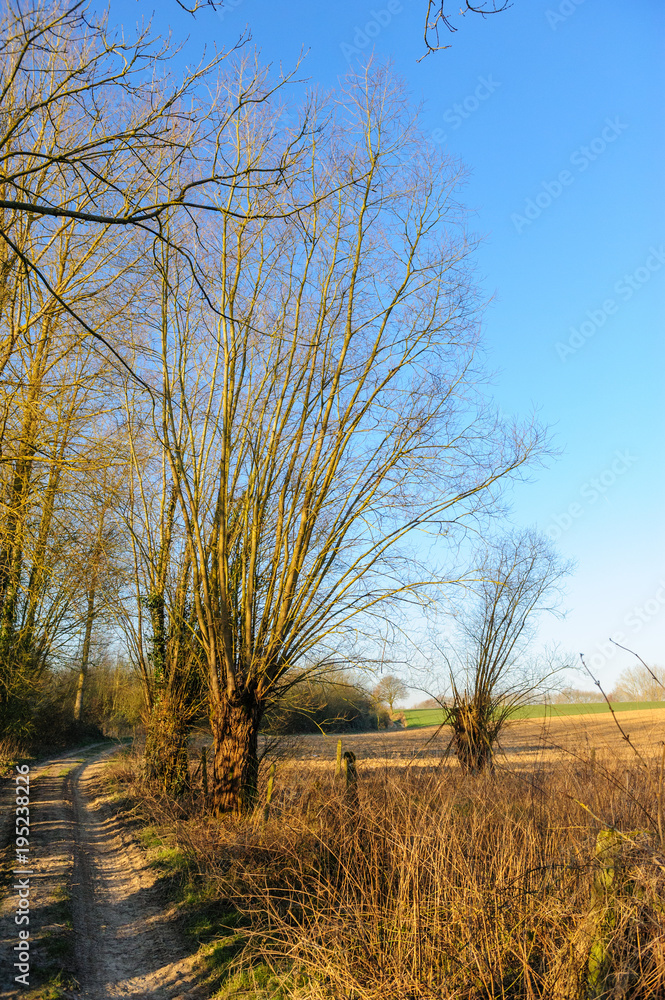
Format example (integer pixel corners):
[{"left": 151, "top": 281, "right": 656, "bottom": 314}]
[{"left": 0, "top": 746, "right": 206, "bottom": 1000}]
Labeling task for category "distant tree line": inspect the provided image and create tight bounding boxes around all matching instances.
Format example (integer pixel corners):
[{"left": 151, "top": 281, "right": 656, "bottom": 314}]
[{"left": 555, "top": 664, "right": 665, "bottom": 705}]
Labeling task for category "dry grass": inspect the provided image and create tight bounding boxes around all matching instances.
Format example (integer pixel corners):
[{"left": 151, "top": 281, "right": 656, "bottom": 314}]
[
  {"left": 0, "top": 735, "right": 27, "bottom": 772},
  {"left": 113, "top": 729, "right": 665, "bottom": 1000}
]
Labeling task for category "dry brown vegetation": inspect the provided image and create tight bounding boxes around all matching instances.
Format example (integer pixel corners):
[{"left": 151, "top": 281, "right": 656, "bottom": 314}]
[{"left": 113, "top": 714, "right": 665, "bottom": 999}]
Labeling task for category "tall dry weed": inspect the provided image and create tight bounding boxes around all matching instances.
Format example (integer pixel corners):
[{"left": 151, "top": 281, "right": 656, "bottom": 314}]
[{"left": 128, "top": 751, "right": 665, "bottom": 998}]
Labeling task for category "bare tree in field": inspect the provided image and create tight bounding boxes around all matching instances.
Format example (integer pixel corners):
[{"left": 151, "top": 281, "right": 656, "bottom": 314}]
[
  {"left": 149, "top": 65, "right": 544, "bottom": 812},
  {"left": 373, "top": 675, "right": 407, "bottom": 716},
  {"left": 443, "top": 530, "right": 569, "bottom": 773}
]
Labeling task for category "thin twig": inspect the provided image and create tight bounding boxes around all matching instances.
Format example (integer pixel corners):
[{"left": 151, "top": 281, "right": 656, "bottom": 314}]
[
  {"left": 609, "top": 637, "right": 665, "bottom": 696},
  {"left": 579, "top": 653, "right": 648, "bottom": 769}
]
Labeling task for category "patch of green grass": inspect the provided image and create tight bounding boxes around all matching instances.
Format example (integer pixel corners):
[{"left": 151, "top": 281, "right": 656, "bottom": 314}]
[
  {"left": 402, "top": 701, "right": 665, "bottom": 728},
  {"left": 139, "top": 825, "right": 165, "bottom": 850},
  {"left": 514, "top": 700, "right": 665, "bottom": 719},
  {"left": 56, "top": 761, "right": 83, "bottom": 777},
  {"left": 207, "top": 932, "right": 246, "bottom": 969},
  {"left": 148, "top": 844, "right": 191, "bottom": 873},
  {"left": 208, "top": 949, "right": 291, "bottom": 999},
  {"left": 403, "top": 708, "right": 446, "bottom": 728},
  {"left": 140, "top": 821, "right": 197, "bottom": 878},
  {"left": 184, "top": 885, "right": 247, "bottom": 944},
  {"left": 47, "top": 884, "right": 73, "bottom": 926},
  {"left": 23, "top": 970, "right": 80, "bottom": 1000}
]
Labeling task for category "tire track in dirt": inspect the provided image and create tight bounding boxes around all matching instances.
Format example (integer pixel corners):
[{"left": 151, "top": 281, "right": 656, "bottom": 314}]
[
  {"left": 69, "top": 753, "right": 205, "bottom": 999},
  {"left": 1, "top": 745, "right": 107, "bottom": 999},
  {"left": 1, "top": 747, "right": 206, "bottom": 1000}
]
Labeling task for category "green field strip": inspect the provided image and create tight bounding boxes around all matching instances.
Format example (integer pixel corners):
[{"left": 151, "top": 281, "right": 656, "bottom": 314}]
[{"left": 402, "top": 701, "right": 665, "bottom": 729}]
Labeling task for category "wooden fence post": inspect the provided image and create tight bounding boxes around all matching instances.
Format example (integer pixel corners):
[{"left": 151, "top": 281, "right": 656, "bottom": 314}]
[
  {"left": 344, "top": 750, "right": 359, "bottom": 811},
  {"left": 263, "top": 762, "right": 276, "bottom": 823}
]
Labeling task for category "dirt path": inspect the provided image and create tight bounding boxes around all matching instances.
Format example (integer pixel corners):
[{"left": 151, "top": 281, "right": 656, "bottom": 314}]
[{"left": 1, "top": 747, "right": 205, "bottom": 1000}]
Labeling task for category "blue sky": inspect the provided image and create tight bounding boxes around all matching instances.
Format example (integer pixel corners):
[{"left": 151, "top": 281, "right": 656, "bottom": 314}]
[{"left": 110, "top": 0, "right": 664, "bottom": 689}]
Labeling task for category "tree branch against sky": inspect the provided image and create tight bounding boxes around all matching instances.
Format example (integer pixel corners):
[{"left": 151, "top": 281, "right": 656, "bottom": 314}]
[
  {"left": 423, "top": 1, "right": 512, "bottom": 53},
  {"left": 172, "top": 0, "right": 513, "bottom": 55},
  {"left": 0, "top": 2, "right": 342, "bottom": 381}
]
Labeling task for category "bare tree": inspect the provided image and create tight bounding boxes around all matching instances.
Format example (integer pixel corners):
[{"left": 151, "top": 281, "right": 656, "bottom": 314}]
[
  {"left": 611, "top": 664, "right": 665, "bottom": 703},
  {"left": 147, "top": 65, "right": 544, "bottom": 812},
  {"left": 373, "top": 674, "right": 407, "bottom": 715},
  {"left": 442, "top": 530, "right": 570, "bottom": 773}
]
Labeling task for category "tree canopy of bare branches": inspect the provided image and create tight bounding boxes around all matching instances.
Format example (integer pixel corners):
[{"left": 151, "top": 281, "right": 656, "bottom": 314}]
[
  {"left": 0, "top": 1, "right": 324, "bottom": 378},
  {"left": 141, "top": 64, "right": 545, "bottom": 811}
]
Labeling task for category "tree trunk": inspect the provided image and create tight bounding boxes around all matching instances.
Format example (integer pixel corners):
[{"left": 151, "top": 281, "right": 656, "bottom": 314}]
[
  {"left": 210, "top": 693, "right": 264, "bottom": 814},
  {"left": 143, "top": 697, "right": 190, "bottom": 797},
  {"left": 73, "top": 588, "right": 95, "bottom": 722},
  {"left": 451, "top": 697, "right": 495, "bottom": 774},
  {"left": 73, "top": 668, "right": 86, "bottom": 723}
]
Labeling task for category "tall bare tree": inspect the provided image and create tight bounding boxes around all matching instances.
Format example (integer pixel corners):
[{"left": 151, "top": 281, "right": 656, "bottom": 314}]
[{"left": 147, "top": 65, "right": 544, "bottom": 812}]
